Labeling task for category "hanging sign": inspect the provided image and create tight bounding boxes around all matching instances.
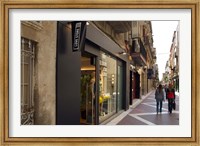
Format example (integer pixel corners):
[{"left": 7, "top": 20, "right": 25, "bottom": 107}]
[{"left": 72, "top": 21, "right": 86, "bottom": 52}]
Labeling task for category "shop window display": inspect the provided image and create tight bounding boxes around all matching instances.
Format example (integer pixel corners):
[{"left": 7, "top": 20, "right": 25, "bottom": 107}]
[
  {"left": 99, "top": 52, "right": 117, "bottom": 122},
  {"left": 80, "top": 56, "right": 96, "bottom": 125}
]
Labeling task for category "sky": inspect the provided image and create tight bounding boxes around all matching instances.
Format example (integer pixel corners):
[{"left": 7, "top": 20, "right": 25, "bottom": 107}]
[{"left": 151, "top": 21, "right": 179, "bottom": 81}]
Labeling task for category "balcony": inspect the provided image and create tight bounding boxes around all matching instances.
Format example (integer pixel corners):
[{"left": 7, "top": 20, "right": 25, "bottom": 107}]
[
  {"left": 131, "top": 38, "right": 147, "bottom": 66},
  {"left": 107, "top": 21, "right": 131, "bottom": 33}
]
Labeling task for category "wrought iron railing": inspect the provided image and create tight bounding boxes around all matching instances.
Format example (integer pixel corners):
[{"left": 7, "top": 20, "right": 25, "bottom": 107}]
[
  {"left": 139, "top": 39, "right": 147, "bottom": 61},
  {"left": 21, "top": 106, "right": 34, "bottom": 125},
  {"left": 21, "top": 37, "right": 36, "bottom": 125},
  {"left": 131, "top": 38, "right": 147, "bottom": 63}
]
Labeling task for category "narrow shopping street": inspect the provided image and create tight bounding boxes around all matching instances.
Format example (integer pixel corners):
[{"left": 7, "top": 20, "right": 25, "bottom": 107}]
[
  {"left": 19, "top": 21, "right": 180, "bottom": 126},
  {"left": 107, "top": 90, "right": 179, "bottom": 125}
]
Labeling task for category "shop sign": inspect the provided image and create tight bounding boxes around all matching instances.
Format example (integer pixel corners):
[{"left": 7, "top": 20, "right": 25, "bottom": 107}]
[{"left": 72, "top": 21, "right": 86, "bottom": 52}]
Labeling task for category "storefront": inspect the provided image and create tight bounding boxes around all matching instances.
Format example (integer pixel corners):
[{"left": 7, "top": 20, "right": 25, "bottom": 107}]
[
  {"left": 56, "top": 21, "right": 129, "bottom": 125},
  {"left": 98, "top": 51, "right": 125, "bottom": 123},
  {"left": 129, "top": 69, "right": 140, "bottom": 105},
  {"left": 172, "top": 75, "right": 179, "bottom": 92}
]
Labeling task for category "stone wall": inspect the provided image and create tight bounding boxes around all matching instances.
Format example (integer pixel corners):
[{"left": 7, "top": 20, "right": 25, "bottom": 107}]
[{"left": 21, "top": 21, "right": 57, "bottom": 125}]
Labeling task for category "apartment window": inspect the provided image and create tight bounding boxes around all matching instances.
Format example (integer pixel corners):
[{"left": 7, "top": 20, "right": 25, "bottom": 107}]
[{"left": 21, "top": 37, "right": 36, "bottom": 125}]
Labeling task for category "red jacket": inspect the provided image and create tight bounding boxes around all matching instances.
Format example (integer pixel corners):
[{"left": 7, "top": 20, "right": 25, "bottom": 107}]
[{"left": 166, "top": 88, "right": 175, "bottom": 99}]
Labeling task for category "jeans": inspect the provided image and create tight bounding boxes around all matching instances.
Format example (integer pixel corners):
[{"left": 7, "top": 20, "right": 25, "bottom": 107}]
[
  {"left": 168, "top": 98, "right": 174, "bottom": 113},
  {"left": 156, "top": 101, "right": 163, "bottom": 113}
]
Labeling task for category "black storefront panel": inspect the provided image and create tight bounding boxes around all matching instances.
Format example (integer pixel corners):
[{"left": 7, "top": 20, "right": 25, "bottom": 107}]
[{"left": 56, "top": 22, "right": 81, "bottom": 125}]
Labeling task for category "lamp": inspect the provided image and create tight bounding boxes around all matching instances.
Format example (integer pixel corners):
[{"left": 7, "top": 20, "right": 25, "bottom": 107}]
[
  {"left": 118, "top": 51, "right": 127, "bottom": 55},
  {"left": 143, "top": 66, "right": 147, "bottom": 71}
]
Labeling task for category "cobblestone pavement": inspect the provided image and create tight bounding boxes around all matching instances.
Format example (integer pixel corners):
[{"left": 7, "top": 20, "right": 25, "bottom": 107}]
[{"left": 107, "top": 90, "right": 179, "bottom": 125}]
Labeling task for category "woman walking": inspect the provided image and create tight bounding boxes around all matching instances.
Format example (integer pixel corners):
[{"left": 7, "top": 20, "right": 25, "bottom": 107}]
[
  {"left": 155, "top": 84, "right": 165, "bottom": 114},
  {"left": 166, "top": 83, "right": 175, "bottom": 114}
]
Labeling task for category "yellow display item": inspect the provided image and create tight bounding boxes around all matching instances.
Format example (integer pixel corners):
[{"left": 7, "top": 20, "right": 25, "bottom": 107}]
[
  {"left": 99, "top": 96, "right": 104, "bottom": 104},
  {"left": 99, "top": 94, "right": 111, "bottom": 104},
  {"left": 103, "top": 95, "right": 110, "bottom": 100}
]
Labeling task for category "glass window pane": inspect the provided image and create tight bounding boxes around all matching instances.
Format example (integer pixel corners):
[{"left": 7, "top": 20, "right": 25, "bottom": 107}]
[
  {"left": 99, "top": 51, "right": 117, "bottom": 122},
  {"left": 23, "top": 85, "right": 30, "bottom": 108},
  {"left": 23, "top": 63, "right": 30, "bottom": 83},
  {"left": 118, "top": 65, "right": 124, "bottom": 111}
]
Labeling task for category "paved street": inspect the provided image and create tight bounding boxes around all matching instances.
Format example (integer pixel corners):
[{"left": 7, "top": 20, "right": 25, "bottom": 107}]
[{"left": 107, "top": 90, "right": 179, "bottom": 125}]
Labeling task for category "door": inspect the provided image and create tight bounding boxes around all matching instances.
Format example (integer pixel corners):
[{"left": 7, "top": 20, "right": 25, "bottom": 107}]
[
  {"left": 135, "top": 72, "right": 140, "bottom": 99},
  {"left": 129, "top": 71, "right": 134, "bottom": 105},
  {"left": 117, "top": 61, "right": 125, "bottom": 111},
  {"left": 80, "top": 55, "right": 96, "bottom": 124}
]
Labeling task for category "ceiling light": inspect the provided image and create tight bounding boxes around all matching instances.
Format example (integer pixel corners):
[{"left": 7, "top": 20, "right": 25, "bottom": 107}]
[{"left": 119, "top": 52, "right": 127, "bottom": 55}]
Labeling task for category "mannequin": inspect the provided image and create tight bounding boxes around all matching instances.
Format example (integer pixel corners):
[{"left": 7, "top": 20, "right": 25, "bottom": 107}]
[
  {"left": 89, "top": 71, "right": 96, "bottom": 124},
  {"left": 90, "top": 72, "right": 96, "bottom": 99}
]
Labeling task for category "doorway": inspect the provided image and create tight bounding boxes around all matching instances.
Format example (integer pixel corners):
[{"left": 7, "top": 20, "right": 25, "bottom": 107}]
[
  {"left": 129, "top": 71, "right": 134, "bottom": 105},
  {"left": 80, "top": 55, "right": 96, "bottom": 124},
  {"left": 134, "top": 72, "right": 140, "bottom": 99}
]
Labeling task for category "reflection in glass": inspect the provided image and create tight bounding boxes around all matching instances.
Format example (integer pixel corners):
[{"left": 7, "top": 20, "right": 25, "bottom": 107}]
[
  {"left": 99, "top": 52, "right": 117, "bottom": 122},
  {"left": 118, "top": 65, "right": 123, "bottom": 111},
  {"left": 80, "top": 56, "right": 96, "bottom": 125}
]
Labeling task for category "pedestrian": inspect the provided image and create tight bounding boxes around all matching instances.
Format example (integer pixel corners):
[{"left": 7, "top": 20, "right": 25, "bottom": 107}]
[
  {"left": 155, "top": 84, "right": 164, "bottom": 114},
  {"left": 162, "top": 85, "right": 166, "bottom": 101},
  {"left": 166, "top": 83, "right": 175, "bottom": 114}
]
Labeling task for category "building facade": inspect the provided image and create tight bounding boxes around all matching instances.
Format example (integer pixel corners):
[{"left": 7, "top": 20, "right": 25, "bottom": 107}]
[
  {"left": 21, "top": 21, "right": 156, "bottom": 125},
  {"left": 21, "top": 21, "right": 57, "bottom": 125},
  {"left": 162, "top": 22, "right": 179, "bottom": 91}
]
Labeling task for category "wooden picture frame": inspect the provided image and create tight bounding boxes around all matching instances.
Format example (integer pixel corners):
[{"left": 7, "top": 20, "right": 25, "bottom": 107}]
[{"left": 0, "top": 0, "right": 199, "bottom": 145}]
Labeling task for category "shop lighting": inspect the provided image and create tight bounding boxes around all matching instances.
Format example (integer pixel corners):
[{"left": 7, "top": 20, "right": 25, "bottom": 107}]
[
  {"left": 119, "top": 52, "right": 127, "bottom": 55},
  {"left": 130, "top": 65, "right": 135, "bottom": 70}
]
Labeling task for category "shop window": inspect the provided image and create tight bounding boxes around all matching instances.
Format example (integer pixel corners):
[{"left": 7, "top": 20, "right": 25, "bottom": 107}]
[
  {"left": 21, "top": 37, "right": 36, "bottom": 125},
  {"left": 99, "top": 51, "right": 117, "bottom": 122},
  {"left": 80, "top": 56, "right": 96, "bottom": 125}
]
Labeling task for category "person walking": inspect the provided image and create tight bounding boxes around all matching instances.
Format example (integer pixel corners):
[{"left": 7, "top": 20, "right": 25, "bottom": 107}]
[
  {"left": 155, "top": 84, "right": 165, "bottom": 114},
  {"left": 163, "top": 85, "right": 166, "bottom": 101},
  {"left": 166, "top": 83, "right": 175, "bottom": 114}
]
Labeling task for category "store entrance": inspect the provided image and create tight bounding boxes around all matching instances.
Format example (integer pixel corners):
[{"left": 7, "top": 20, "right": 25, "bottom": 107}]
[{"left": 80, "top": 55, "right": 96, "bottom": 124}]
